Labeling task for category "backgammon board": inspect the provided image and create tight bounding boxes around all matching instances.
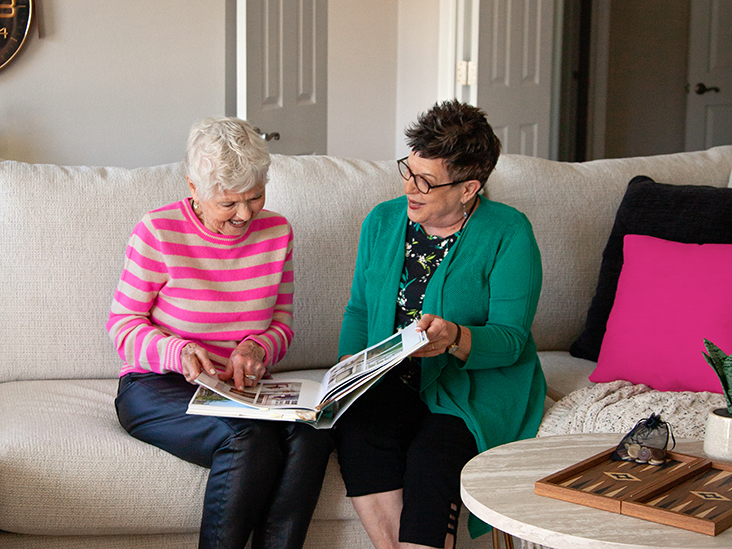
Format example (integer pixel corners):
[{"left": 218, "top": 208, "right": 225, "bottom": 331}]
[{"left": 535, "top": 448, "right": 732, "bottom": 536}]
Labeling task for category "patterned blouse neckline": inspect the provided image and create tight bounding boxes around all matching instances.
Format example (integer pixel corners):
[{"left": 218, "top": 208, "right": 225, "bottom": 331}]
[
  {"left": 393, "top": 220, "right": 461, "bottom": 389},
  {"left": 395, "top": 220, "right": 461, "bottom": 330}
]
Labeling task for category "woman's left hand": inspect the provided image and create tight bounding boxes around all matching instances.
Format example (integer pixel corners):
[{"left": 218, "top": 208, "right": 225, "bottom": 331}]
[
  {"left": 411, "top": 314, "right": 465, "bottom": 358},
  {"left": 220, "top": 340, "right": 267, "bottom": 390}
]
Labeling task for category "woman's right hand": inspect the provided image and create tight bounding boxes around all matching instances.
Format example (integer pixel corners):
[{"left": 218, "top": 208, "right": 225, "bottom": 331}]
[{"left": 181, "top": 343, "right": 217, "bottom": 383}]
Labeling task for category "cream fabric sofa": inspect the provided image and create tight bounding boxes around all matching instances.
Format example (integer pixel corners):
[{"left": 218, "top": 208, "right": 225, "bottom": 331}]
[{"left": 1, "top": 147, "right": 732, "bottom": 548}]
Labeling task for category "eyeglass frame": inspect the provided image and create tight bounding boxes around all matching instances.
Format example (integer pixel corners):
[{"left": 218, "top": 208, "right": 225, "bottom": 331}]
[{"left": 397, "top": 156, "right": 473, "bottom": 194}]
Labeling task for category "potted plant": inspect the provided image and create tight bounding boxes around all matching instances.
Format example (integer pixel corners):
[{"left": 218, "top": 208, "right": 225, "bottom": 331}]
[{"left": 702, "top": 339, "right": 732, "bottom": 462}]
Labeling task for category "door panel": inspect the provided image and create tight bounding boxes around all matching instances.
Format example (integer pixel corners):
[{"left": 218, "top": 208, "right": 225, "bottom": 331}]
[
  {"left": 241, "top": 0, "right": 327, "bottom": 155},
  {"left": 478, "top": 0, "right": 555, "bottom": 158},
  {"left": 685, "top": 0, "right": 732, "bottom": 150}
]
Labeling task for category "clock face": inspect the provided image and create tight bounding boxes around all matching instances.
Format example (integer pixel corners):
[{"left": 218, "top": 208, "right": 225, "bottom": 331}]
[{"left": 0, "top": 0, "right": 33, "bottom": 71}]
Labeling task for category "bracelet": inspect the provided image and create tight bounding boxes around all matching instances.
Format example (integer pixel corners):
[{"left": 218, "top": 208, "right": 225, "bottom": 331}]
[{"left": 447, "top": 324, "right": 462, "bottom": 355}]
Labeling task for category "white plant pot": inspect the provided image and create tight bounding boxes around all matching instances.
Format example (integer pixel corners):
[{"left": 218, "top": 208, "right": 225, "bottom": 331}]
[{"left": 704, "top": 408, "right": 732, "bottom": 462}]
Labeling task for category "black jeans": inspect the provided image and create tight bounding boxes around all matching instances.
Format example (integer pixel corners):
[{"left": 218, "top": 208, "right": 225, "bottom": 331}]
[{"left": 116, "top": 373, "right": 333, "bottom": 549}]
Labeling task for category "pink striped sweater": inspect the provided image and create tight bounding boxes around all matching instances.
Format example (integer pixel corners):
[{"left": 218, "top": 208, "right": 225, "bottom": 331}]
[{"left": 107, "top": 198, "right": 294, "bottom": 377}]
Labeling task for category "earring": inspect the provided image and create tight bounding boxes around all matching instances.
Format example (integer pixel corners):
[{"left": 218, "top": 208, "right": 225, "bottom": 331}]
[
  {"left": 462, "top": 202, "right": 468, "bottom": 219},
  {"left": 193, "top": 200, "right": 200, "bottom": 211}
]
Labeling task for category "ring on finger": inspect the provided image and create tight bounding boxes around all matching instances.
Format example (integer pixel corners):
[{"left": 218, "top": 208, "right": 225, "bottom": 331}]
[{"left": 245, "top": 374, "right": 257, "bottom": 381}]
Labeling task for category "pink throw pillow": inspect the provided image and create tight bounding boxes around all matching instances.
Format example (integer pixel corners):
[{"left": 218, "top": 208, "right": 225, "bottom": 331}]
[{"left": 590, "top": 235, "right": 729, "bottom": 393}]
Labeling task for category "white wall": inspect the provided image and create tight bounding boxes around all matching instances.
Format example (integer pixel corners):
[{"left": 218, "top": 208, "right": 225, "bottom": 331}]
[
  {"left": 0, "top": 0, "right": 477, "bottom": 167},
  {"left": 394, "top": 0, "right": 442, "bottom": 159},
  {"left": 0, "top": 1, "right": 690, "bottom": 169},
  {"left": 328, "top": 0, "right": 441, "bottom": 160},
  {"left": 327, "top": 0, "right": 399, "bottom": 160},
  {"left": 0, "top": 0, "right": 228, "bottom": 168},
  {"left": 327, "top": 0, "right": 444, "bottom": 160},
  {"left": 1, "top": 0, "right": 405, "bottom": 166}
]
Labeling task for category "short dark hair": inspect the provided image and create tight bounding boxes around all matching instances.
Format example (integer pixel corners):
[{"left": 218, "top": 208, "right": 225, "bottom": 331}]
[{"left": 404, "top": 100, "right": 501, "bottom": 186}]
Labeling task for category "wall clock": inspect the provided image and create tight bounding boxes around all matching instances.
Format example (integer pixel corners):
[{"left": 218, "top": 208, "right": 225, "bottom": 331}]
[{"left": 0, "top": 0, "right": 33, "bottom": 71}]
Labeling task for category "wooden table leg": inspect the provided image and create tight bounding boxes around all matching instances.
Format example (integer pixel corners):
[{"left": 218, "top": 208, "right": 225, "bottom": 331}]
[
  {"left": 491, "top": 527, "right": 514, "bottom": 549},
  {"left": 491, "top": 527, "right": 501, "bottom": 548}
]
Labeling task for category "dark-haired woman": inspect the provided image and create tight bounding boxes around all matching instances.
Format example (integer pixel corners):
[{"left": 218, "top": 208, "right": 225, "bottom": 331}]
[{"left": 334, "top": 100, "right": 546, "bottom": 549}]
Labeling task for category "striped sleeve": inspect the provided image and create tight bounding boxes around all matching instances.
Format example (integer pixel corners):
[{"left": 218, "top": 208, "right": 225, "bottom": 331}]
[
  {"left": 245, "top": 226, "right": 294, "bottom": 368},
  {"left": 106, "top": 217, "right": 190, "bottom": 375}
]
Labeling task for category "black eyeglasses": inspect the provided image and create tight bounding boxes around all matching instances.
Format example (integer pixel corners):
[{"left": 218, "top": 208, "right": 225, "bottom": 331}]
[{"left": 397, "top": 157, "right": 469, "bottom": 194}]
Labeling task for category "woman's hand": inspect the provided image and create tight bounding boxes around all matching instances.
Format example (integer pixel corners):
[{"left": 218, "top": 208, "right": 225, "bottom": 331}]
[
  {"left": 181, "top": 343, "right": 217, "bottom": 383},
  {"left": 412, "top": 314, "right": 470, "bottom": 360},
  {"left": 221, "top": 340, "right": 267, "bottom": 391}
]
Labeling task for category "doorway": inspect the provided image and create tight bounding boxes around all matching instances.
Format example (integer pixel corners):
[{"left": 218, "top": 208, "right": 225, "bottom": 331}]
[
  {"left": 685, "top": 0, "right": 732, "bottom": 151},
  {"left": 580, "top": 1, "right": 697, "bottom": 160},
  {"left": 236, "top": 0, "right": 328, "bottom": 156},
  {"left": 557, "top": 0, "right": 593, "bottom": 161}
]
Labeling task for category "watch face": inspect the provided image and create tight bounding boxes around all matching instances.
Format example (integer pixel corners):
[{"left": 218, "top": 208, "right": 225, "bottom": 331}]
[{"left": 0, "top": 0, "right": 33, "bottom": 71}]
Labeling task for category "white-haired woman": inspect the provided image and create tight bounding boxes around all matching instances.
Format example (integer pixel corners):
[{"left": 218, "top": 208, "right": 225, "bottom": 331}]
[{"left": 108, "top": 117, "right": 332, "bottom": 549}]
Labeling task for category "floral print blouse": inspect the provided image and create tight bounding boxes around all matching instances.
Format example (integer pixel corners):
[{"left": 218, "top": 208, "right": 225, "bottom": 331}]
[{"left": 394, "top": 219, "right": 460, "bottom": 389}]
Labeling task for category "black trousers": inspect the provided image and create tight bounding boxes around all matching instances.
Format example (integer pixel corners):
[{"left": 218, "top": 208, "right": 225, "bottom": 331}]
[{"left": 334, "top": 370, "right": 478, "bottom": 547}]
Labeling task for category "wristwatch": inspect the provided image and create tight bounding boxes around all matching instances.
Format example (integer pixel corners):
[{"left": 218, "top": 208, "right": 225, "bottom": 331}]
[{"left": 447, "top": 324, "right": 461, "bottom": 355}]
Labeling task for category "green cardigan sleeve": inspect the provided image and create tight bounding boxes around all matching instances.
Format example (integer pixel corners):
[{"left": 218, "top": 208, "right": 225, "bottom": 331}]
[{"left": 462, "top": 213, "right": 542, "bottom": 370}]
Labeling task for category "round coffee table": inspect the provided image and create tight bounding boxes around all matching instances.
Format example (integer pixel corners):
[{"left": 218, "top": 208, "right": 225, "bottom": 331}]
[{"left": 461, "top": 433, "right": 732, "bottom": 548}]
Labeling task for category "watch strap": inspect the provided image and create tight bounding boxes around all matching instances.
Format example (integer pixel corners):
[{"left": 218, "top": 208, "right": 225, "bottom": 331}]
[{"left": 447, "top": 324, "right": 461, "bottom": 355}]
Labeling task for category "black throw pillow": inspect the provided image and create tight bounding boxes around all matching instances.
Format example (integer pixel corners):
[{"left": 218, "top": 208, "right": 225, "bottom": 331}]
[{"left": 570, "top": 175, "right": 732, "bottom": 362}]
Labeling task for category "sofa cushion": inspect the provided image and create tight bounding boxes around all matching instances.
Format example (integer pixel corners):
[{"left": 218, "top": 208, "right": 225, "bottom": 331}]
[
  {"left": 486, "top": 146, "right": 732, "bottom": 352},
  {"left": 0, "top": 532, "right": 200, "bottom": 549},
  {"left": 590, "top": 235, "right": 729, "bottom": 392},
  {"left": 263, "top": 155, "right": 401, "bottom": 371},
  {"left": 569, "top": 175, "right": 732, "bottom": 361},
  {"left": 0, "top": 380, "right": 355, "bottom": 536},
  {"left": 0, "top": 160, "right": 187, "bottom": 383},
  {"left": 0, "top": 156, "right": 401, "bottom": 382},
  {"left": 537, "top": 351, "right": 595, "bottom": 399}
]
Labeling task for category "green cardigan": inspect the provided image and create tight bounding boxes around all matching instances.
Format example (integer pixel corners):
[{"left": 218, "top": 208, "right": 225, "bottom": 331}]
[{"left": 338, "top": 195, "right": 546, "bottom": 538}]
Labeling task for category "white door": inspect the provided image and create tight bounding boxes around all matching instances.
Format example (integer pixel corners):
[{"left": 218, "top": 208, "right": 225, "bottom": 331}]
[
  {"left": 238, "top": 0, "right": 327, "bottom": 155},
  {"left": 476, "top": 0, "right": 556, "bottom": 158},
  {"left": 685, "top": 0, "right": 732, "bottom": 151}
]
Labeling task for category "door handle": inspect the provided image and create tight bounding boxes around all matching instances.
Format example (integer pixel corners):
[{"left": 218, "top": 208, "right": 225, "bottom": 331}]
[
  {"left": 253, "top": 128, "right": 281, "bottom": 141},
  {"left": 695, "top": 82, "right": 721, "bottom": 95}
]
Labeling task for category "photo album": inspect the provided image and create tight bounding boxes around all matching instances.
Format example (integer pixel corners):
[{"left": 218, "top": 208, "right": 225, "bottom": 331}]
[{"left": 187, "top": 320, "right": 429, "bottom": 428}]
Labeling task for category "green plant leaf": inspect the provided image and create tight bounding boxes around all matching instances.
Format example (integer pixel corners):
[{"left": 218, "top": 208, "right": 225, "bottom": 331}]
[
  {"left": 704, "top": 339, "right": 727, "bottom": 368},
  {"left": 703, "top": 339, "right": 732, "bottom": 413},
  {"left": 722, "top": 356, "right": 732, "bottom": 410}
]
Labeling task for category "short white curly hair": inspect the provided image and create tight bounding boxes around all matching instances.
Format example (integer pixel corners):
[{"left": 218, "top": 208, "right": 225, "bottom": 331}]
[{"left": 185, "top": 117, "right": 270, "bottom": 202}]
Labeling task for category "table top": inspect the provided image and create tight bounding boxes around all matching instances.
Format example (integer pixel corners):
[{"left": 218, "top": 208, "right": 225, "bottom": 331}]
[{"left": 461, "top": 433, "right": 732, "bottom": 549}]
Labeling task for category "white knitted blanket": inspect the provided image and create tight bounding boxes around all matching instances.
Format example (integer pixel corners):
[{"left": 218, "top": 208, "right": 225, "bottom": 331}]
[{"left": 537, "top": 380, "right": 726, "bottom": 440}]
